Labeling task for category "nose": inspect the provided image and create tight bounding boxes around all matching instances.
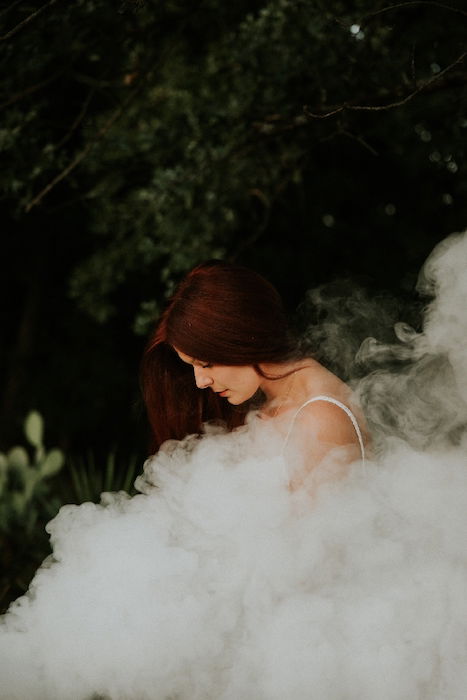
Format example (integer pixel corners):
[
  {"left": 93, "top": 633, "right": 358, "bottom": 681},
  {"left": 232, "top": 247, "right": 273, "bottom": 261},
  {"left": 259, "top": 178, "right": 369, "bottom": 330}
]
[{"left": 193, "top": 365, "right": 213, "bottom": 389}]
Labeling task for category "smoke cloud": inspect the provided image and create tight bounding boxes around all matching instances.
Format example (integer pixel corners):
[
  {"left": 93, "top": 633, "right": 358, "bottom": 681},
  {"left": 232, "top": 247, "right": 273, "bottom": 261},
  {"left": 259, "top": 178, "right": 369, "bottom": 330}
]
[{"left": 1, "top": 232, "right": 467, "bottom": 699}]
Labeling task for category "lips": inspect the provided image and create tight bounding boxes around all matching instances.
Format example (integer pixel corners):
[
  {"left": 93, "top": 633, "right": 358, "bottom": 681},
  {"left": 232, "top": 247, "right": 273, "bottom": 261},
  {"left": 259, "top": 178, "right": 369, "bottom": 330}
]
[{"left": 216, "top": 390, "right": 229, "bottom": 397}]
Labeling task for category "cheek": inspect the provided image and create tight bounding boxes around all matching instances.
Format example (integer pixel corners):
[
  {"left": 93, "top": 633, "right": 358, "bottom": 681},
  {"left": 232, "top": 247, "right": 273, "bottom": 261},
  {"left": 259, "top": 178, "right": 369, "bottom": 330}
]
[
  {"left": 216, "top": 367, "right": 259, "bottom": 393},
  {"left": 239, "top": 369, "right": 260, "bottom": 391}
]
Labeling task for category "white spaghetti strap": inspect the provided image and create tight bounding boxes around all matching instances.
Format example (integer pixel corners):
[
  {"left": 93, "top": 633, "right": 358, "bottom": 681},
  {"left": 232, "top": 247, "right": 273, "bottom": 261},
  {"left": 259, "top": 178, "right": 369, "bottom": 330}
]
[{"left": 283, "top": 395, "right": 366, "bottom": 463}]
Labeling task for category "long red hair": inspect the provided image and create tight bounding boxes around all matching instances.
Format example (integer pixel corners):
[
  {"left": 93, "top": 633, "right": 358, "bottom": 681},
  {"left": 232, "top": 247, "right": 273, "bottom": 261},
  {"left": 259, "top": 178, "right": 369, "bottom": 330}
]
[{"left": 141, "top": 260, "right": 297, "bottom": 452}]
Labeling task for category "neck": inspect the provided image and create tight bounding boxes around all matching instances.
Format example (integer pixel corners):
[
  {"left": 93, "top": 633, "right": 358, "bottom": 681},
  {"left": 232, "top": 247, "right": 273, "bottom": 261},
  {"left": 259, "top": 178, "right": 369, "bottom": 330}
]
[{"left": 258, "top": 359, "right": 317, "bottom": 417}]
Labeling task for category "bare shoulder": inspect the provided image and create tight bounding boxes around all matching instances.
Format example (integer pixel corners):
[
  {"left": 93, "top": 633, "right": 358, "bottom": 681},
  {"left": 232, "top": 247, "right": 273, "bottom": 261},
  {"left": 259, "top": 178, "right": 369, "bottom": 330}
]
[
  {"left": 291, "top": 399, "right": 363, "bottom": 447},
  {"left": 284, "top": 398, "right": 365, "bottom": 490}
]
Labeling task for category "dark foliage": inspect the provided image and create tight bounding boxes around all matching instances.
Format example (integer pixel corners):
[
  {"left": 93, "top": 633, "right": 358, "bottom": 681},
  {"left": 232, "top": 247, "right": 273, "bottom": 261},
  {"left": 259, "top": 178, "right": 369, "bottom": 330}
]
[{"left": 1, "top": 0, "right": 466, "bottom": 449}]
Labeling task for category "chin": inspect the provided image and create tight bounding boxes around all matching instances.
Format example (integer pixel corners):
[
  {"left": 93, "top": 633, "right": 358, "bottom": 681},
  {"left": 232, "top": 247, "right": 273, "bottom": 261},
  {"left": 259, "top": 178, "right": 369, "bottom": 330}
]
[
  {"left": 227, "top": 396, "right": 241, "bottom": 405},
  {"left": 228, "top": 391, "right": 256, "bottom": 406},
  {"left": 227, "top": 394, "right": 246, "bottom": 405}
]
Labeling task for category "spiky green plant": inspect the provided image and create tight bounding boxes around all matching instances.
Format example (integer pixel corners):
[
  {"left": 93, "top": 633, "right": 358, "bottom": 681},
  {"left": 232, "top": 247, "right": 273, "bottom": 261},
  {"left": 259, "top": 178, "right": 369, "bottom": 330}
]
[
  {"left": 0, "top": 411, "right": 64, "bottom": 532},
  {"left": 64, "top": 449, "right": 140, "bottom": 504},
  {"left": 0, "top": 411, "right": 65, "bottom": 613}
]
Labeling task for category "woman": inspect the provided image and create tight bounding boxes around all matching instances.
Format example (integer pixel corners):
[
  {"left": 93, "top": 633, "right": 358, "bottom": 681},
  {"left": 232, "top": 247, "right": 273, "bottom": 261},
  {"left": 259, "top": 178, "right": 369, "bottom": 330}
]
[
  {"left": 2, "top": 242, "right": 467, "bottom": 700},
  {"left": 141, "top": 259, "right": 367, "bottom": 487}
]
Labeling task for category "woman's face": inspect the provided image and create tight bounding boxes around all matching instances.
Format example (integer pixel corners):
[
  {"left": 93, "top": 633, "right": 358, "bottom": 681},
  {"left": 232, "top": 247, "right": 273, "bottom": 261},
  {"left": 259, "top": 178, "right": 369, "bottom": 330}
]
[{"left": 174, "top": 348, "right": 261, "bottom": 405}]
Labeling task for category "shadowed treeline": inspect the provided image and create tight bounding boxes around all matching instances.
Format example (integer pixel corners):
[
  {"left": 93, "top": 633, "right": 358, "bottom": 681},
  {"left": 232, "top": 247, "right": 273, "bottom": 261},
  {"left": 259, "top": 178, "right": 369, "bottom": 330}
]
[{"left": 1, "top": 0, "right": 466, "bottom": 451}]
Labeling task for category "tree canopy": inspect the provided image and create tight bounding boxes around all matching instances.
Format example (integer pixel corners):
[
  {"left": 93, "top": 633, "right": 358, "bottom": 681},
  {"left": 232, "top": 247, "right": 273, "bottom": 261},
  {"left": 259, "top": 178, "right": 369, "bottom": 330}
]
[{"left": 1, "top": 0, "right": 466, "bottom": 449}]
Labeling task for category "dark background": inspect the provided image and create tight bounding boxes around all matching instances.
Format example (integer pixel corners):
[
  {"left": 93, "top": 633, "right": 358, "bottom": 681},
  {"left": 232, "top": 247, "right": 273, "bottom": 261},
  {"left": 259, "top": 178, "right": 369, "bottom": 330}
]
[{"left": 1, "top": 0, "right": 466, "bottom": 460}]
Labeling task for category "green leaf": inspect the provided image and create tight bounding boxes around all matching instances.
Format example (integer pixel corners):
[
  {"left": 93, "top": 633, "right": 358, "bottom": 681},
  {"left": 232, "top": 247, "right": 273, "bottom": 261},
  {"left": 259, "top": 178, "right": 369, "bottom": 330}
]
[
  {"left": 23, "top": 467, "right": 39, "bottom": 501},
  {"left": 24, "top": 411, "right": 44, "bottom": 448},
  {"left": 11, "top": 491, "right": 27, "bottom": 515},
  {"left": 0, "top": 454, "right": 7, "bottom": 495},
  {"left": 104, "top": 452, "right": 115, "bottom": 493},
  {"left": 7, "top": 446, "right": 29, "bottom": 469},
  {"left": 40, "top": 449, "right": 65, "bottom": 478},
  {"left": 122, "top": 454, "right": 139, "bottom": 493}
]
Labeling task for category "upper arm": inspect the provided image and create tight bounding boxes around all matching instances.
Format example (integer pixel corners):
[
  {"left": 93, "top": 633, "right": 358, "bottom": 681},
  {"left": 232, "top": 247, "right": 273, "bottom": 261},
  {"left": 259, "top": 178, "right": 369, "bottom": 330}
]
[{"left": 284, "top": 401, "right": 363, "bottom": 490}]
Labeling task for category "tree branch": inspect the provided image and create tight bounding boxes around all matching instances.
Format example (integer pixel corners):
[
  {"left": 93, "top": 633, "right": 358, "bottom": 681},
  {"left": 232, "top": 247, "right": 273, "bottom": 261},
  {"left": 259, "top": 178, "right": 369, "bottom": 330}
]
[
  {"left": 229, "top": 188, "right": 271, "bottom": 261},
  {"left": 0, "top": 70, "right": 64, "bottom": 110},
  {"left": 361, "top": 1, "right": 467, "bottom": 22},
  {"left": 0, "top": 0, "right": 25, "bottom": 21},
  {"left": 0, "top": 0, "right": 60, "bottom": 41},
  {"left": 24, "top": 91, "right": 131, "bottom": 212},
  {"left": 54, "top": 88, "right": 95, "bottom": 150},
  {"left": 340, "top": 130, "right": 379, "bottom": 156},
  {"left": 304, "top": 49, "right": 467, "bottom": 119}
]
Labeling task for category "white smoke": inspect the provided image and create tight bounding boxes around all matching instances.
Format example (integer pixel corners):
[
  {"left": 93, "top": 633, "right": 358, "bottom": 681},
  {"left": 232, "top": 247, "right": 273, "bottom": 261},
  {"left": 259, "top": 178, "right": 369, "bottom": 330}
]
[
  {"left": 1, "top": 232, "right": 467, "bottom": 699},
  {"left": 419, "top": 231, "right": 467, "bottom": 403},
  {"left": 356, "top": 232, "right": 467, "bottom": 450}
]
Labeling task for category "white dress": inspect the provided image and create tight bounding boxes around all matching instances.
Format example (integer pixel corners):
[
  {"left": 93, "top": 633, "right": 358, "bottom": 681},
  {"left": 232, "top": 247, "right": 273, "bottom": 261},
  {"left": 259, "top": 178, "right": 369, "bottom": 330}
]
[{"left": 1, "top": 402, "right": 467, "bottom": 700}]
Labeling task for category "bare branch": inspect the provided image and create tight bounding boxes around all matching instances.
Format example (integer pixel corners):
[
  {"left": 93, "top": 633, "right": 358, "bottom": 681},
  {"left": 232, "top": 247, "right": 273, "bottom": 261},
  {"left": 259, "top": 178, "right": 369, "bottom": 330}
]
[
  {"left": 0, "top": 0, "right": 25, "bottom": 21},
  {"left": 54, "top": 88, "right": 95, "bottom": 150},
  {"left": 410, "top": 43, "right": 416, "bottom": 85},
  {"left": 0, "top": 70, "right": 64, "bottom": 110},
  {"left": 0, "top": 0, "right": 60, "bottom": 41},
  {"left": 304, "top": 105, "right": 345, "bottom": 119},
  {"left": 361, "top": 1, "right": 467, "bottom": 22},
  {"left": 304, "top": 49, "right": 467, "bottom": 119},
  {"left": 24, "top": 93, "right": 130, "bottom": 212},
  {"left": 229, "top": 189, "right": 271, "bottom": 261},
  {"left": 72, "top": 71, "right": 120, "bottom": 89},
  {"left": 340, "top": 130, "right": 379, "bottom": 156}
]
